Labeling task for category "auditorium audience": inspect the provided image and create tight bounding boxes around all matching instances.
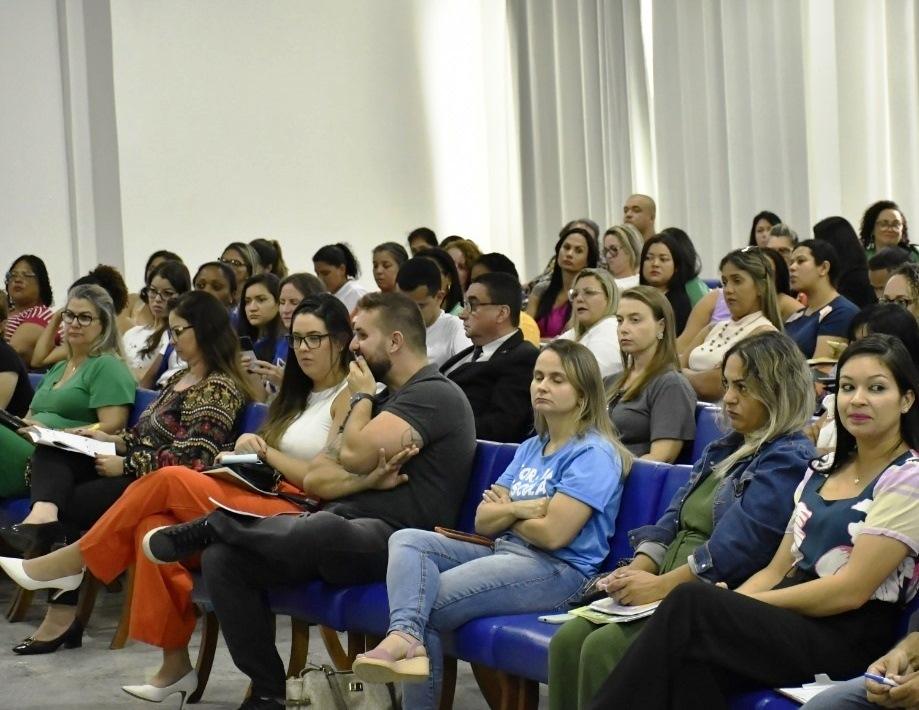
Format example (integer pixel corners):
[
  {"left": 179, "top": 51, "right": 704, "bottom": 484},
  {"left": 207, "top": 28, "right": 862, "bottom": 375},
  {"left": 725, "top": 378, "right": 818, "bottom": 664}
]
[
  {"left": 129, "top": 250, "right": 183, "bottom": 328},
  {"left": 786, "top": 239, "right": 859, "bottom": 360},
  {"left": 352, "top": 339, "right": 632, "bottom": 710},
  {"left": 814, "top": 216, "right": 877, "bottom": 308},
  {"left": 372, "top": 242, "right": 409, "bottom": 293},
  {"left": 526, "top": 219, "right": 600, "bottom": 299},
  {"left": 551, "top": 331, "right": 815, "bottom": 710},
  {"left": 0, "top": 290, "right": 250, "bottom": 663},
  {"left": 0, "top": 284, "right": 135, "bottom": 499},
  {"left": 859, "top": 199, "right": 918, "bottom": 262},
  {"left": 601, "top": 224, "right": 643, "bottom": 289},
  {"left": 528, "top": 228, "right": 599, "bottom": 339},
  {"left": 469, "top": 252, "right": 540, "bottom": 345},
  {"left": 192, "top": 261, "right": 237, "bottom": 308},
  {"left": 588, "top": 335, "right": 919, "bottom": 710},
  {"left": 219, "top": 242, "right": 262, "bottom": 288},
  {"left": 661, "top": 227, "right": 710, "bottom": 307},
  {"left": 4, "top": 254, "right": 54, "bottom": 365},
  {"left": 557, "top": 268, "right": 622, "bottom": 379},
  {"left": 680, "top": 248, "right": 782, "bottom": 401},
  {"left": 0, "top": 338, "right": 33, "bottom": 417},
  {"left": 639, "top": 233, "right": 692, "bottom": 334},
  {"left": 237, "top": 274, "right": 286, "bottom": 401},
  {"left": 607, "top": 286, "right": 696, "bottom": 461},
  {"left": 748, "top": 210, "right": 782, "bottom": 247},
  {"left": 396, "top": 257, "right": 471, "bottom": 368},
  {"left": 442, "top": 272, "right": 539, "bottom": 443},
  {"left": 766, "top": 223, "right": 798, "bottom": 265},
  {"left": 868, "top": 247, "right": 910, "bottom": 299},
  {"left": 882, "top": 262, "right": 919, "bottom": 322},
  {"left": 0, "top": 296, "right": 349, "bottom": 698},
  {"left": 408, "top": 227, "right": 438, "bottom": 255},
  {"left": 419, "top": 247, "right": 465, "bottom": 316},
  {"left": 249, "top": 238, "right": 288, "bottom": 278},
  {"left": 312, "top": 243, "right": 370, "bottom": 312},
  {"left": 623, "top": 194, "right": 656, "bottom": 241},
  {"left": 446, "top": 238, "right": 482, "bottom": 292}
]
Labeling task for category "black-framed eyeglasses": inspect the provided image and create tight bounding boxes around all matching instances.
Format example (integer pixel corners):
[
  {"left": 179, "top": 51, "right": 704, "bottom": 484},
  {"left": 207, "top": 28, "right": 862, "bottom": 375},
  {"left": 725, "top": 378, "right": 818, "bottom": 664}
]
[
  {"left": 286, "top": 333, "right": 331, "bottom": 349},
  {"left": 880, "top": 296, "right": 914, "bottom": 308},
  {"left": 168, "top": 325, "right": 195, "bottom": 340},
  {"left": 219, "top": 257, "right": 247, "bottom": 269},
  {"left": 61, "top": 310, "right": 97, "bottom": 327},
  {"left": 5, "top": 271, "right": 37, "bottom": 282},
  {"left": 147, "top": 286, "right": 178, "bottom": 302},
  {"left": 462, "top": 300, "right": 499, "bottom": 313}
]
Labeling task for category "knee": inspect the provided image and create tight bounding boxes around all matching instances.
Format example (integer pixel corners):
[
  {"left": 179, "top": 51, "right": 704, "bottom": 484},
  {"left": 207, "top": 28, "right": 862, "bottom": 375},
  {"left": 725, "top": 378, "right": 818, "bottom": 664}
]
[
  {"left": 388, "top": 528, "right": 433, "bottom": 552},
  {"left": 200, "top": 543, "right": 237, "bottom": 583}
]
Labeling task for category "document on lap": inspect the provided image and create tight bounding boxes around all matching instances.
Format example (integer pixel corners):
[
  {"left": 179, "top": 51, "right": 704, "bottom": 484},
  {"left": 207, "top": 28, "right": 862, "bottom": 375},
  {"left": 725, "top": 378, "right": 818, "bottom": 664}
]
[
  {"left": 21, "top": 426, "right": 116, "bottom": 457},
  {"left": 567, "top": 598, "right": 660, "bottom": 625}
]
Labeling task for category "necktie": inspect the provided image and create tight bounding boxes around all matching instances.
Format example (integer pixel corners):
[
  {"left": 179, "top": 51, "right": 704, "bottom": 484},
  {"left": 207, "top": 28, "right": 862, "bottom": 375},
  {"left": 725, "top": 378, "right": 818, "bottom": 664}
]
[{"left": 470, "top": 346, "right": 484, "bottom": 363}]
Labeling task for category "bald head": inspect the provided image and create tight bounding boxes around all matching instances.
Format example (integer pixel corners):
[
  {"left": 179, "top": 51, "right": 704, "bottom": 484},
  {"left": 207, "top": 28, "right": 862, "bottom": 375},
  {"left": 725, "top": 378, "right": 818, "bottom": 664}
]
[{"left": 624, "top": 194, "right": 657, "bottom": 240}]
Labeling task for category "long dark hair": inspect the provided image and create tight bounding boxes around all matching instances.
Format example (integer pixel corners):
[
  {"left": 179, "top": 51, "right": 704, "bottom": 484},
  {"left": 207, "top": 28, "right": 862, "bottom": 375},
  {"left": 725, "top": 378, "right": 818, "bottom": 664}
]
[
  {"left": 420, "top": 247, "right": 464, "bottom": 313},
  {"left": 535, "top": 227, "right": 599, "bottom": 323},
  {"left": 144, "top": 250, "right": 183, "bottom": 280},
  {"left": 859, "top": 200, "right": 910, "bottom": 250},
  {"left": 639, "top": 233, "right": 691, "bottom": 330},
  {"left": 847, "top": 304, "right": 919, "bottom": 371},
  {"left": 761, "top": 247, "right": 793, "bottom": 296},
  {"left": 237, "top": 273, "right": 283, "bottom": 358},
  {"left": 313, "top": 243, "right": 360, "bottom": 278},
  {"left": 823, "top": 335, "right": 919, "bottom": 475},
  {"left": 747, "top": 211, "right": 782, "bottom": 246},
  {"left": 7, "top": 254, "right": 53, "bottom": 307},
  {"left": 140, "top": 260, "right": 192, "bottom": 359},
  {"left": 661, "top": 227, "right": 701, "bottom": 279},
  {"left": 813, "top": 216, "right": 874, "bottom": 305},
  {"left": 260, "top": 294, "right": 354, "bottom": 447},
  {"left": 250, "top": 238, "right": 288, "bottom": 278},
  {"left": 169, "top": 291, "right": 257, "bottom": 400}
]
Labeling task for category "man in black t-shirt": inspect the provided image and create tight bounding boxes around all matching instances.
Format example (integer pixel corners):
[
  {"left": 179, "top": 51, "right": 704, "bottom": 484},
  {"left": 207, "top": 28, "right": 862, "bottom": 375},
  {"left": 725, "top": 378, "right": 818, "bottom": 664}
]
[{"left": 142, "top": 292, "right": 476, "bottom": 709}]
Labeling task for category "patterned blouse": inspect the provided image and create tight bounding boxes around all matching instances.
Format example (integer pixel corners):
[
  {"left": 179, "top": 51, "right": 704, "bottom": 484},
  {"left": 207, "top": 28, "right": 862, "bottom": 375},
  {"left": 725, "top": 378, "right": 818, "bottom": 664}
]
[{"left": 122, "top": 370, "right": 247, "bottom": 477}]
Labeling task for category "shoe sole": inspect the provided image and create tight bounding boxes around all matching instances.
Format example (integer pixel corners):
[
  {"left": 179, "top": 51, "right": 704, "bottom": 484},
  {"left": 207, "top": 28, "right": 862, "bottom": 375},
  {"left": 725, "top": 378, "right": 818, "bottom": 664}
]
[
  {"left": 351, "top": 655, "right": 429, "bottom": 684},
  {"left": 141, "top": 526, "right": 172, "bottom": 564}
]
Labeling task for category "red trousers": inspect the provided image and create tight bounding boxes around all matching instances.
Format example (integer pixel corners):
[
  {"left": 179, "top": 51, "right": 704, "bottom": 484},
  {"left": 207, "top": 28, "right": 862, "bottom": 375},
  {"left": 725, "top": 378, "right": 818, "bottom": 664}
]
[{"left": 79, "top": 466, "right": 302, "bottom": 649}]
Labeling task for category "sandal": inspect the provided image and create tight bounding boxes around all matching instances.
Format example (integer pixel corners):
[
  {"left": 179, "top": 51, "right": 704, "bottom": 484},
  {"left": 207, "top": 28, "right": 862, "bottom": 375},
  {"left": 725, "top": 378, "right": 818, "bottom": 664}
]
[{"left": 352, "top": 636, "right": 429, "bottom": 684}]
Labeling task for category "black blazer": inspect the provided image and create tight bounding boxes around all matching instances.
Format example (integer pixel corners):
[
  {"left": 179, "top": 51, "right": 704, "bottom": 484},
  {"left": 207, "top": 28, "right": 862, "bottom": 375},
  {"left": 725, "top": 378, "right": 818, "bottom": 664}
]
[{"left": 440, "top": 330, "right": 539, "bottom": 443}]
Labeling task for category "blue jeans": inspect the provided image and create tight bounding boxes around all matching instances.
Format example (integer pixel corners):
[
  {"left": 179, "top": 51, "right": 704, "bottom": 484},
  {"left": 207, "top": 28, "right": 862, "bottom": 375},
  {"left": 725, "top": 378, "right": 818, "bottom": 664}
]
[
  {"left": 800, "top": 677, "right": 874, "bottom": 709},
  {"left": 386, "top": 528, "right": 589, "bottom": 709}
]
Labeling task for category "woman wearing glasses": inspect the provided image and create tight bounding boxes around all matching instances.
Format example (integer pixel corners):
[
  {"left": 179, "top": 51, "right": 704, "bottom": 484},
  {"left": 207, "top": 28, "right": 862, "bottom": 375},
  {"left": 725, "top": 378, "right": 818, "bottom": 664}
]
[
  {"left": 860, "top": 200, "right": 919, "bottom": 263},
  {"left": 601, "top": 225, "right": 643, "bottom": 290},
  {"left": 558, "top": 269, "right": 622, "bottom": 379},
  {"left": 3, "top": 254, "right": 54, "bottom": 365},
  {"left": 881, "top": 263, "right": 919, "bottom": 322},
  {"left": 0, "top": 295, "right": 374, "bottom": 705}
]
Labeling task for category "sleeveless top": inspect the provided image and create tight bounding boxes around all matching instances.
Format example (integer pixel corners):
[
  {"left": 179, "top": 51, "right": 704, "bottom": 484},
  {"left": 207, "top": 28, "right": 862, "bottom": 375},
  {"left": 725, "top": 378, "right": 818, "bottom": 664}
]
[
  {"left": 687, "top": 311, "right": 775, "bottom": 371},
  {"left": 276, "top": 381, "right": 348, "bottom": 461}
]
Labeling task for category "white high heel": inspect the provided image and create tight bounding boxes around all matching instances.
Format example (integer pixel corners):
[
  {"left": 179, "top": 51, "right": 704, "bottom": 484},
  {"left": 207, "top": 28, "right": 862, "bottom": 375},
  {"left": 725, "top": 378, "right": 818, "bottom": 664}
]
[
  {"left": 122, "top": 669, "right": 198, "bottom": 708},
  {"left": 0, "top": 556, "right": 84, "bottom": 600}
]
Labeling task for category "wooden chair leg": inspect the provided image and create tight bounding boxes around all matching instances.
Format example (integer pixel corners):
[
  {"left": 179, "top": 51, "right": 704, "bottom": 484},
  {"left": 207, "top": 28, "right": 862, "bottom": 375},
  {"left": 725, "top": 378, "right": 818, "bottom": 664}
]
[
  {"left": 471, "top": 663, "right": 506, "bottom": 710},
  {"left": 5, "top": 587, "right": 33, "bottom": 622},
  {"left": 75, "top": 573, "right": 100, "bottom": 627},
  {"left": 188, "top": 609, "right": 219, "bottom": 704},
  {"left": 321, "top": 625, "right": 352, "bottom": 669},
  {"left": 437, "top": 655, "right": 458, "bottom": 710},
  {"left": 515, "top": 678, "right": 538, "bottom": 710},
  {"left": 286, "top": 617, "right": 311, "bottom": 677},
  {"left": 109, "top": 565, "right": 135, "bottom": 649}
]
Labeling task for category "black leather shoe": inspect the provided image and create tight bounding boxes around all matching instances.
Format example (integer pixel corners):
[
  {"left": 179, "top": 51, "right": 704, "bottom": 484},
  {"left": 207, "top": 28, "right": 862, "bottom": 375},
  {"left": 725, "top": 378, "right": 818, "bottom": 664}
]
[
  {"left": 0, "top": 521, "right": 65, "bottom": 557},
  {"left": 13, "top": 618, "right": 83, "bottom": 655},
  {"left": 237, "top": 697, "right": 284, "bottom": 710}
]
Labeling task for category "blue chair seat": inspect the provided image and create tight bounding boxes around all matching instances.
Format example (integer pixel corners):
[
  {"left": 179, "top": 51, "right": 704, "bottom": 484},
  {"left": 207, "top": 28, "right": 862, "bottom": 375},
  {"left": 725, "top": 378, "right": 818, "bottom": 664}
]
[
  {"left": 268, "top": 580, "right": 351, "bottom": 629},
  {"left": 691, "top": 404, "right": 723, "bottom": 464},
  {"left": 239, "top": 402, "right": 269, "bottom": 434},
  {"left": 0, "top": 496, "right": 31, "bottom": 526},
  {"left": 128, "top": 388, "right": 158, "bottom": 428}
]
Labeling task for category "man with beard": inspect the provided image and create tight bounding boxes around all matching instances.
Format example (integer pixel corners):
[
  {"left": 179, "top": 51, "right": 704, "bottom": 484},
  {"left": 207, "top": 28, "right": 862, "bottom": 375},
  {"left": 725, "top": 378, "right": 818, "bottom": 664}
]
[{"left": 142, "top": 291, "right": 476, "bottom": 710}]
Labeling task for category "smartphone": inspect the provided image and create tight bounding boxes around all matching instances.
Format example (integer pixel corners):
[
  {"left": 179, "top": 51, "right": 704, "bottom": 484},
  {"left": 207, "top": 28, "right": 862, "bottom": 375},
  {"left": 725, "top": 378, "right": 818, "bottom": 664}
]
[
  {"left": 239, "top": 336, "right": 255, "bottom": 364},
  {"left": 538, "top": 613, "right": 575, "bottom": 624}
]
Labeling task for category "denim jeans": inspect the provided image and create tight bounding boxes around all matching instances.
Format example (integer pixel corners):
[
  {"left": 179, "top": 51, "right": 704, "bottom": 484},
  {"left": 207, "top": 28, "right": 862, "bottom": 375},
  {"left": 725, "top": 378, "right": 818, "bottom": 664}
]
[
  {"left": 799, "top": 677, "right": 873, "bottom": 709},
  {"left": 386, "top": 528, "right": 589, "bottom": 709}
]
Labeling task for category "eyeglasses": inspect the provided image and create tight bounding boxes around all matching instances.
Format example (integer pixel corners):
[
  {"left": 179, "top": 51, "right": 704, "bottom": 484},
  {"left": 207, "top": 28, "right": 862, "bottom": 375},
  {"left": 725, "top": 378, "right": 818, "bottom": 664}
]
[
  {"left": 168, "top": 325, "right": 195, "bottom": 340},
  {"left": 286, "top": 333, "right": 331, "bottom": 349},
  {"left": 602, "top": 246, "right": 620, "bottom": 259},
  {"left": 5, "top": 271, "right": 36, "bottom": 282},
  {"left": 461, "top": 300, "right": 499, "bottom": 313},
  {"left": 147, "top": 286, "right": 178, "bottom": 302},
  {"left": 568, "top": 288, "right": 605, "bottom": 301},
  {"left": 877, "top": 220, "right": 904, "bottom": 230},
  {"left": 61, "top": 310, "right": 98, "bottom": 327},
  {"left": 880, "top": 296, "right": 914, "bottom": 308},
  {"left": 219, "top": 257, "right": 247, "bottom": 269}
]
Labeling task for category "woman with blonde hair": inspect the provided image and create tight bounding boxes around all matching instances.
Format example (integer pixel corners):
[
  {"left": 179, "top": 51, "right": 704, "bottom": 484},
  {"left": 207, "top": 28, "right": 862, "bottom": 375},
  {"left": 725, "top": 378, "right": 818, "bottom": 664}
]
[
  {"left": 558, "top": 268, "right": 622, "bottom": 378},
  {"left": 607, "top": 286, "right": 696, "bottom": 462},
  {"left": 550, "top": 331, "right": 817, "bottom": 710},
  {"left": 601, "top": 224, "right": 643, "bottom": 289},
  {"left": 352, "top": 339, "right": 632, "bottom": 710}
]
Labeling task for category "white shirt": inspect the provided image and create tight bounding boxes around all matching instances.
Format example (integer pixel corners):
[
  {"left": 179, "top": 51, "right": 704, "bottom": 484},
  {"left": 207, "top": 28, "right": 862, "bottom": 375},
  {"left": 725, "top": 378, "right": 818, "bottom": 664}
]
[
  {"left": 123, "top": 324, "right": 157, "bottom": 371},
  {"left": 445, "top": 329, "right": 517, "bottom": 373},
  {"left": 558, "top": 316, "right": 622, "bottom": 379},
  {"left": 426, "top": 310, "right": 472, "bottom": 368},
  {"left": 614, "top": 273, "right": 640, "bottom": 291},
  {"left": 277, "top": 381, "right": 348, "bottom": 460},
  {"left": 156, "top": 331, "right": 186, "bottom": 387},
  {"left": 333, "top": 279, "right": 370, "bottom": 312}
]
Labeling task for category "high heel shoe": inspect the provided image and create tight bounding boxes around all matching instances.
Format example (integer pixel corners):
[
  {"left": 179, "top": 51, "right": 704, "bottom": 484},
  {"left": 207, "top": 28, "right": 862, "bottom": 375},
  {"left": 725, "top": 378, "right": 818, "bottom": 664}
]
[
  {"left": 122, "top": 669, "right": 198, "bottom": 709},
  {"left": 13, "top": 618, "right": 83, "bottom": 655},
  {"left": 0, "top": 521, "right": 65, "bottom": 557},
  {"left": 0, "top": 556, "right": 84, "bottom": 600}
]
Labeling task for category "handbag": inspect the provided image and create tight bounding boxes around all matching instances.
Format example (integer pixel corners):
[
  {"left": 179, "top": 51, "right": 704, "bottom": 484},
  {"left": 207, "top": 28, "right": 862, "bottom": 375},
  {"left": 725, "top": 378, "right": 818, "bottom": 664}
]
[
  {"left": 203, "top": 462, "right": 319, "bottom": 512},
  {"left": 286, "top": 663, "right": 400, "bottom": 709}
]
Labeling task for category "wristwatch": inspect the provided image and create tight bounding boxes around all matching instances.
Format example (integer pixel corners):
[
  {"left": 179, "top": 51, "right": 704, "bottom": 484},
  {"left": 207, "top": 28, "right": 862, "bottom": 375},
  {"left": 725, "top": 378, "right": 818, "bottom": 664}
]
[{"left": 349, "top": 392, "right": 375, "bottom": 409}]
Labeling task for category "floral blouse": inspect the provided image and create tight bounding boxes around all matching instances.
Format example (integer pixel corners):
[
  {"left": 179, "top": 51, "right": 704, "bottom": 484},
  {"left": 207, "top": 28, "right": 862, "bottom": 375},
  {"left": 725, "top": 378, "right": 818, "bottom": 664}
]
[{"left": 122, "top": 371, "right": 247, "bottom": 477}]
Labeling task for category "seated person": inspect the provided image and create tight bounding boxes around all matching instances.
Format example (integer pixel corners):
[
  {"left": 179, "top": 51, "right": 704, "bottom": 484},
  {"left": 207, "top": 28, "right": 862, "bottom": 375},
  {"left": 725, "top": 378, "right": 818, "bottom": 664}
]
[
  {"left": 680, "top": 248, "right": 782, "bottom": 400},
  {"left": 868, "top": 247, "right": 910, "bottom": 299},
  {"left": 639, "top": 233, "right": 692, "bottom": 335},
  {"left": 0, "top": 290, "right": 251, "bottom": 666},
  {"left": 312, "top": 242, "right": 370, "bottom": 312},
  {"left": 607, "top": 286, "right": 695, "bottom": 461},
  {"left": 4, "top": 254, "right": 54, "bottom": 365},
  {"left": 372, "top": 242, "right": 409, "bottom": 294},
  {"left": 397, "top": 257, "right": 471, "bottom": 368},
  {"left": 766, "top": 223, "right": 798, "bottom": 265},
  {"left": 0, "top": 284, "right": 135, "bottom": 498},
  {"left": 550, "top": 332, "right": 815, "bottom": 709},
  {"left": 0, "top": 338, "right": 33, "bottom": 416},
  {"left": 882, "top": 262, "right": 919, "bottom": 322},
  {"left": 660, "top": 227, "right": 710, "bottom": 307},
  {"left": 442, "top": 272, "right": 539, "bottom": 443},
  {"left": 859, "top": 199, "right": 919, "bottom": 262},
  {"left": 589, "top": 334, "right": 919, "bottom": 709},
  {"left": 352, "top": 340, "right": 632, "bottom": 710},
  {"left": 814, "top": 216, "right": 878, "bottom": 308},
  {"left": 601, "top": 224, "right": 643, "bottom": 290},
  {"left": 786, "top": 239, "right": 859, "bottom": 360},
  {"left": 558, "top": 268, "right": 622, "bottom": 379},
  {"left": 469, "top": 252, "right": 540, "bottom": 345},
  {"left": 408, "top": 226, "right": 438, "bottom": 256}
]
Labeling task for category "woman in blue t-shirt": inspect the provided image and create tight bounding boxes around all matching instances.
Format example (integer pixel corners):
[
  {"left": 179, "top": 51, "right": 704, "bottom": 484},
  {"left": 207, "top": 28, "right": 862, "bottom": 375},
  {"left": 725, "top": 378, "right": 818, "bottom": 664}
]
[
  {"left": 589, "top": 335, "right": 919, "bottom": 709},
  {"left": 351, "top": 339, "right": 633, "bottom": 709}
]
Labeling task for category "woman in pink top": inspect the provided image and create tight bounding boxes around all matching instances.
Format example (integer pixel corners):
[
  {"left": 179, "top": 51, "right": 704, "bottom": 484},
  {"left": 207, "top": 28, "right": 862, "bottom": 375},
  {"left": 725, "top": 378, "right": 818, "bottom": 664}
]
[{"left": 4, "top": 255, "right": 54, "bottom": 365}]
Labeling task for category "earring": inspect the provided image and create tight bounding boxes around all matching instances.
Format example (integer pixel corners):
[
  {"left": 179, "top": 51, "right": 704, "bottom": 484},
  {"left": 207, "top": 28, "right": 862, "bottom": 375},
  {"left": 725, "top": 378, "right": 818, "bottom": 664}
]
[{"left": 656, "top": 332, "right": 664, "bottom": 340}]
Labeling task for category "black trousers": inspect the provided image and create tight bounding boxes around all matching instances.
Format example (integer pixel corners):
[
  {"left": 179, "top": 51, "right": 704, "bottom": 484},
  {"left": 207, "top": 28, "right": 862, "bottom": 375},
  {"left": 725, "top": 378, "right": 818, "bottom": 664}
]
[
  {"left": 29, "top": 446, "right": 133, "bottom": 605},
  {"left": 588, "top": 583, "right": 899, "bottom": 710},
  {"left": 201, "top": 509, "right": 397, "bottom": 699}
]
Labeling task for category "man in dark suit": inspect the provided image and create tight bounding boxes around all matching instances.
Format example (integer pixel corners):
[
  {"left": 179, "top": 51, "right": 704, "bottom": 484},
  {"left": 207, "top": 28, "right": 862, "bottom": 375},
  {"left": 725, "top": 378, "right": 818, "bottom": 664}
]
[{"left": 441, "top": 272, "right": 539, "bottom": 443}]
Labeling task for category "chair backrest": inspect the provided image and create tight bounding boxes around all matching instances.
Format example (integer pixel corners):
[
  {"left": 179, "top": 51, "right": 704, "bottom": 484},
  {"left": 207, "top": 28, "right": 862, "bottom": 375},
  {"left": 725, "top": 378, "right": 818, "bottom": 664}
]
[
  {"left": 239, "top": 402, "right": 269, "bottom": 435},
  {"left": 691, "top": 404, "right": 724, "bottom": 464},
  {"left": 27, "top": 372, "right": 44, "bottom": 390},
  {"left": 127, "top": 388, "right": 158, "bottom": 428},
  {"left": 654, "top": 464, "right": 694, "bottom": 520},
  {"left": 456, "top": 440, "right": 519, "bottom": 533},
  {"left": 604, "top": 460, "right": 670, "bottom": 568}
]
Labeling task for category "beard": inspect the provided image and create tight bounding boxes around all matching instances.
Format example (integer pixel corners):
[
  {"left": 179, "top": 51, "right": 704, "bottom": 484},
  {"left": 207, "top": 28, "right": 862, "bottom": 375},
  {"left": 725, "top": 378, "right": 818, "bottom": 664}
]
[{"left": 363, "top": 350, "right": 393, "bottom": 382}]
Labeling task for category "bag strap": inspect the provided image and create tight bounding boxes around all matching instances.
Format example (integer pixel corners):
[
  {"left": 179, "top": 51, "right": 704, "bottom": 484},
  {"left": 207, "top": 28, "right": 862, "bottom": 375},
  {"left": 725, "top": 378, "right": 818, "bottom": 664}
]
[{"left": 323, "top": 665, "right": 349, "bottom": 710}]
